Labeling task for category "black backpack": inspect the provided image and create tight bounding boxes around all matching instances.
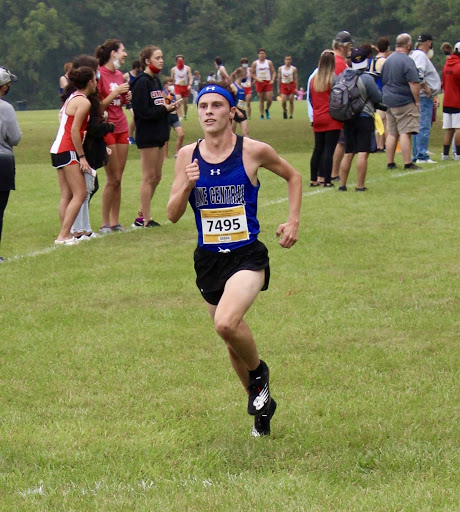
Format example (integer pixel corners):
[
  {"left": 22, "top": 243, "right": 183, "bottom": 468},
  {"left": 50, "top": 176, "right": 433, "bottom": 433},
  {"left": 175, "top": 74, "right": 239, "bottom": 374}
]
[{"left": 329, "top": 71, "right": 367, "bottom": 122}]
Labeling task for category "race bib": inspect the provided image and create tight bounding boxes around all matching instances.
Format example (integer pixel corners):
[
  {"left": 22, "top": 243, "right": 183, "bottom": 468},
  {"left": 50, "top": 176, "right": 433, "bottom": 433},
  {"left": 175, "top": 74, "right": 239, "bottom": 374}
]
[
  {"left": 201, "top": 206, "right": 249, "bottom": 244},
  {"left": 259, "top": 70, "right": 269, "bottom": 80},
  {"left": 177, "top": 79, "right": 187, "bottom": 86},
  {"left": 237, "top": 99, "right": 246, "bottom": 110}
]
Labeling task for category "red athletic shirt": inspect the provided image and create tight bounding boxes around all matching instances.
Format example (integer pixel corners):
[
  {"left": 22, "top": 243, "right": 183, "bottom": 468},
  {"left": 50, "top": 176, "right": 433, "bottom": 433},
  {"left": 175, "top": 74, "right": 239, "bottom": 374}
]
[
  {"left": 310, "top": 78, "right": 343, "bottom": 132},
  {"left": 335, "top": 55, "right": 348, "bottom": 75},
  {"left": 98, "top": 65, "right": 129, "bottom": 133}
]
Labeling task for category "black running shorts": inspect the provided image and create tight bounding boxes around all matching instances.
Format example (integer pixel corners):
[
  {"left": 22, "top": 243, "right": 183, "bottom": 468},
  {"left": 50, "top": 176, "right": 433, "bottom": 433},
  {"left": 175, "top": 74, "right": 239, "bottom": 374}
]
[{"left": 193, "top": 239, "right": 270, "bottom": 305}]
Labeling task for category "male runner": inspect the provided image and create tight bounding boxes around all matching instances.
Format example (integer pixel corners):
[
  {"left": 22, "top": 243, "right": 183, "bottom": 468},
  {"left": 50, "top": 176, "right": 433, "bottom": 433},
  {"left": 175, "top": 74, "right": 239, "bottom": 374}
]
[
  {"left": 171, "top": 55, "right": 193, "bottom": 119},
  {"left": 277, "top": 56, "right": 298, "bottom": 119},
  {"left": 250, "top": 49, "right": 276, "bottom": 119},
  {"left": 167, "top": 83, "right": 302, "bottom": 436}
]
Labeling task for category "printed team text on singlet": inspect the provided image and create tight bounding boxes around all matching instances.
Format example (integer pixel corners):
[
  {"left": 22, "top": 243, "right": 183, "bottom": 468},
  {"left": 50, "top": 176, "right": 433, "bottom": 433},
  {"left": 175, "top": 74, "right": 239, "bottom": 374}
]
[
  {"left": 189, "top": 135, "right": 260, "bottom": 252},
  {"left": 256, "top": 60, "right": 271, "bottom": 81},
  {"left": 281, "top": 65, "right": 294, "bottom": 84}
]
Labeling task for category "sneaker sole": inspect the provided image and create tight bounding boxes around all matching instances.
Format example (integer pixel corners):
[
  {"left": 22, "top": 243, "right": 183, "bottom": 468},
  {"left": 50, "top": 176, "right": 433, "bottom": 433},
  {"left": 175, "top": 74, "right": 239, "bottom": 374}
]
[{"left": 251, "top": 399, "right": 277, "bottom": 437}]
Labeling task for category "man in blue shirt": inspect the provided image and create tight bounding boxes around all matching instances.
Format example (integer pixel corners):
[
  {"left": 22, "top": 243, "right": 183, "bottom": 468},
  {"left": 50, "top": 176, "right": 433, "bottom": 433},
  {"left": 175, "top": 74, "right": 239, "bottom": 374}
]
[{"left": 381, "top": 33, "right": 421, "bottom": 170}]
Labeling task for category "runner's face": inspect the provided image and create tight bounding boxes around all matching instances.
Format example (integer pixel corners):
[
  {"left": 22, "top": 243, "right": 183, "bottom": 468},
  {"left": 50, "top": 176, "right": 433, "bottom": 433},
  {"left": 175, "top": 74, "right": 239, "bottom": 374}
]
[
  {"left": 114, "top": 44, "right": 127, "bottom": 64},
  {"left": 198, "top": 93, "right": 234, "bottom": 133},
  {"left": 149, "top": 50, "right": 164, "bottom": 70},
  {"left": 258, "top": 51, "right": 266, "bottom": 61},
  {"left": 285, "top": 57, "right": 292, "bottom": 66}
]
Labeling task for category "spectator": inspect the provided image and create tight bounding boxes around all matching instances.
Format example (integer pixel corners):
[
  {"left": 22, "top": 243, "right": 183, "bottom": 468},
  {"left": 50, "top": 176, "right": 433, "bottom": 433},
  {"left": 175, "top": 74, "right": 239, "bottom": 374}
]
[
  {"left": 0, "top": 68, "right": 21, "bottom": 262},
  {"left": 131, "top": 45, "right": 179, "bottom": 228},
  {"left": 371, "top": 36, "right": 392, "bottom": 151},
  {"left": 381, "top": 33, "right": 421, "bottom": 170},
  {"left": 410, "top": 34, "right": 441, "bottom": 163},
  {"left": 338, "top": 46, "right": 382, "bottom": 191},
  {"left": 331, "top": 30, "right": 353, "bottom": 181},
  {"left": 308, "top": 50, "right": 342, "bottom": 187},
  {"left": 59, "top": 62, "right": 72, "bottom": 95},
  {"left": 441, "top": 41, "right": 460, "bottom": 160},
  {"left": 95, "top": 39, "right": 131, "bottom": 233},
  {"left": 50, "top": 67, "right": 97, "bottom": 245}
]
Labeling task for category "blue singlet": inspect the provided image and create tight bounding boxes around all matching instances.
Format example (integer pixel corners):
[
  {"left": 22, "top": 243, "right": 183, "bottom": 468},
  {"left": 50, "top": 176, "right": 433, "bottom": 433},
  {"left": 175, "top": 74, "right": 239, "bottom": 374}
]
[{"left": 189, "top": 135, "right": 260, "bottom": 253}]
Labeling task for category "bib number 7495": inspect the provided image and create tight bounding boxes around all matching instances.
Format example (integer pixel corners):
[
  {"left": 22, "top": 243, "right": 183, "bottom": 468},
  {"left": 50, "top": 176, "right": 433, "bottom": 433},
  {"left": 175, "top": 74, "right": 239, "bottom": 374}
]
[{"left": 201, "top": 205, "right": 249, "bottom": 244}]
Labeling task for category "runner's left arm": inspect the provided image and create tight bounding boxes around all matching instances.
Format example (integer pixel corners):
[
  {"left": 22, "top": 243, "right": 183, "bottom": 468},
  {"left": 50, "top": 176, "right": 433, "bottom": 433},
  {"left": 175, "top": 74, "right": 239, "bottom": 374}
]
[{"left": 253, "top": 142, "right": 302, "bottom": 248}]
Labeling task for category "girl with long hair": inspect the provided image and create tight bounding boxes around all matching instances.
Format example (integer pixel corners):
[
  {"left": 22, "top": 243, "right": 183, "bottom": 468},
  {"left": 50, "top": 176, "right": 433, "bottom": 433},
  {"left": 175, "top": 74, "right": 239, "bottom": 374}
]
[
  {"left": 50, "top": 67, "right": 97, "bottom": 244},
  {"left": 95, "top": 39, "right": 131, "bottom": 232},
  {"left": 309, "top": 50, "right": 343, "bottom": 187}
]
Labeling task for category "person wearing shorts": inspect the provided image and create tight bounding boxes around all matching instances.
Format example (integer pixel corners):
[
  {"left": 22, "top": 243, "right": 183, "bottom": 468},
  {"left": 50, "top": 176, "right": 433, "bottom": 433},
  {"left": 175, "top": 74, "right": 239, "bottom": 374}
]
[
  {"left": 171, "top": 55, "right": 193, "bottom": 119},
  {"left": 131, "top": 45, "right": 180, "bottom": 228},
  {"left": 167, "top": 83, "right": 302, "bottom": 437},
  {"left": 381, "top": 33, "right": 421, "bottom": 170},
  {"left": 162, "top": 77, "right": 185, "bottom": 158},
  {"left": 96, "top": 39, "right": 131, "bottom": 232},
  {"left": 230, "top": 68, "right": 249, "bottom": 137},
  {"left": 338, "top": 47, "right": 382, "bottom": 191},
  {"left": 250, "top": 49, "right": 276, "bottom": 119},
  {"left": 441, "top": 41, "right": 460, "bottom": 160},
  {"left": 238, "top": 58, "right": 253, "bottom": 119},
  {"left": 50, "top": 67, "right": 97, "bottom": 244},
  {"left": 278, "top": 56, "right": 298, "bottom": 119}
]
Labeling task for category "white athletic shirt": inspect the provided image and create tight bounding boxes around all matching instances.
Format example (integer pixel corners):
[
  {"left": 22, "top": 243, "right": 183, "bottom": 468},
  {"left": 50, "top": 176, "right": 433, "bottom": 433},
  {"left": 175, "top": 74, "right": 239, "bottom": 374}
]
[
  {"left": 280, "top": 65, "right": 294, "bottom": 84},
  {"left": 256, "top": 60, "right": 271, "bottom": 81},
  {"left": 174, "top": 67, "right": 188, "bottom": 86}
]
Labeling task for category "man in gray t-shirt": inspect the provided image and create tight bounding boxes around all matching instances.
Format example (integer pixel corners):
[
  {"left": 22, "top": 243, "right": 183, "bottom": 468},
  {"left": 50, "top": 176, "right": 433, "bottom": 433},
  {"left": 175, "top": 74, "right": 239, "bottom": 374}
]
[
  {"left": 381, "top": 33, "right": 421, "bottom": 171},
  {"left": 0, "top": 67, "right": 21, "bottom": 262}
]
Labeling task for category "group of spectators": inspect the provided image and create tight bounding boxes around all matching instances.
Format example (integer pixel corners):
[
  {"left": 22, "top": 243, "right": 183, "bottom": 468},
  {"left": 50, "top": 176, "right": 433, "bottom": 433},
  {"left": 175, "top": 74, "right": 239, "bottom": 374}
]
[
  {"left": 307, "top": 30, "right": 460, "bottom": 192},
  {"left": 0, "top": 32, "right": 459, "bottom": 257}
]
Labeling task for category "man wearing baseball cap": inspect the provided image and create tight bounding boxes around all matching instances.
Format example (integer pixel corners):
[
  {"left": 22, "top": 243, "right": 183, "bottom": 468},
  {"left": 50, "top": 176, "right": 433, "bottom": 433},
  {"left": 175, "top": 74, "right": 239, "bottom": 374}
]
[
  {"left": 410, "top": 33, "right": 441, "bottom": 163},
  {"left": 0, "top": 67, "right": 21, "bottom": 262},
  {"left": 338, "top": 46, "right": 382, "bottom": 191}
]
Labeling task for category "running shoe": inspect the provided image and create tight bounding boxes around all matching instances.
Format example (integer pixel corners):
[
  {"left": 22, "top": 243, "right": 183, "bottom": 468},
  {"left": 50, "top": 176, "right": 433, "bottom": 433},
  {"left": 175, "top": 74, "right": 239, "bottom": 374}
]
[
  {"left": 387, "top": 163, "right": 398, "bottom": 170},
  {"left": 415, "top": 158, "right": 437, "bottom": 164},
  {"left": 54, "top": 237, "right": 79, "bottom": 246},
  {"left": 260, "top": 115, "right": 265, "bottom": 120},
  {"left": 338, "top": 186, "right": 347, "bottom": 191},
  {"left": 99, "top": 225, "right": 112, "bottom": 234},
  {"left": 75, "top": 234, "right": 91, "bottom": 241},
  {"left": 251, "top": 398, "right": 277, "bottom": 437},
  {"left": 110, "top": 224, "right": 125, "bottom": 232},
  {"left": 283, "top": 111, "right": 287, "bottom": 119},
  {"left": 132, "top": 217, "right": 144, "bottom": 228},
  {"left": 404, "top": 163, "right": 421, "bottom": 170},
  {"left": 247, "top": 360, "right": 271, "bottom": 416},
  {"left": 0, "top": 257, "right": 4, "bottom": 263},
  {"left": 441, "top": 154, "right": 450, "bottom": 161},
  {"left": 265, "top": 109, "right": 270, "bottom": 120},
  {"left": 331, "top": 176, "right": 340, "bottom": 182},
  {"left": 144, "top": 220, "right": 160, "bottom": 227},
  {"left": 128, "top": 137, "right": 136, "bottom": 145}
]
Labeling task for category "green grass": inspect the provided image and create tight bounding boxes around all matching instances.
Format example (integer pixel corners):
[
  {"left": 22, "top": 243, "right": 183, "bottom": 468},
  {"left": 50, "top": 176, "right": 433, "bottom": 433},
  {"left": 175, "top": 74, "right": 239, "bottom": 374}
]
[{"left": 0, "top": 102, "right": 459, "bottom": 511}]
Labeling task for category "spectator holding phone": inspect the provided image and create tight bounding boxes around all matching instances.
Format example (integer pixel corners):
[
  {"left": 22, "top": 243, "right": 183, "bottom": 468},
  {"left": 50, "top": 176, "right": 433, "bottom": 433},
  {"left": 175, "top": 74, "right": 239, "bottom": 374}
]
[{"left": 130, "top": 45, "right": 181, "bottom": 228}]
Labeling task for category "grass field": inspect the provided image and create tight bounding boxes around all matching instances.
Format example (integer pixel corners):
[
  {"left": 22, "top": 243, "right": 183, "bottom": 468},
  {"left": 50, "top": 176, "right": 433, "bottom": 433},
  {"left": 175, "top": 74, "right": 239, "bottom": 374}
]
[{"left": 1, "top": 102, "right": 459, "bottom": 511}]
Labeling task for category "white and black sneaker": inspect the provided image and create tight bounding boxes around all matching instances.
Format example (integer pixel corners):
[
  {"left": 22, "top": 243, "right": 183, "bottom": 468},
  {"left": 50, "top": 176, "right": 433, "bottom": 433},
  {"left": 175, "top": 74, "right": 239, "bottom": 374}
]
[
  {"left": 252, "top": 398, "right": 277, "bottom": 437},
  {"left": 247, "top": 360, "right": 271, "bottom": 416}
]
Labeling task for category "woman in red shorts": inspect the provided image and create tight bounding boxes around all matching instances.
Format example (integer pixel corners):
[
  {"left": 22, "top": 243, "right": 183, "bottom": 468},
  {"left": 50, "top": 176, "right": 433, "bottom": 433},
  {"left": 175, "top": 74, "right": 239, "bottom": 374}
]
[
  {"left": 50, "top": 67, "right": 97, "bottom": 245},
  {"left": 95, "top": 39, "right": 131, "bottom": 232}
]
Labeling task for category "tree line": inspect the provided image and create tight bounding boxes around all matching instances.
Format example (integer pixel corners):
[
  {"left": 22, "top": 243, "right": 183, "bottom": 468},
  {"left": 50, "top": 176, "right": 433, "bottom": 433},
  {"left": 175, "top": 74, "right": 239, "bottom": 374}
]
[{"left": 1, "top": 0, "right": 459, "bottom": 109}]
